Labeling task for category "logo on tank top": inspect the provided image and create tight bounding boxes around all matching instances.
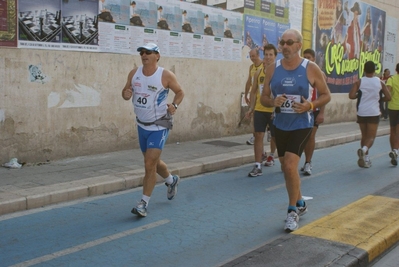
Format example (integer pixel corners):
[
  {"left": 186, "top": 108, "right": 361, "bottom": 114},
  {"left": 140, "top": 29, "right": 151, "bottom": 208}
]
[
  {"left": 260, "top": 77, "right": 264, "bottom": 83},
  {"left": 148, "top": 85, "right": 157, "bottom": 92},
  {"left": 281, "top": 77, "right": 296, "bottom": 87}
]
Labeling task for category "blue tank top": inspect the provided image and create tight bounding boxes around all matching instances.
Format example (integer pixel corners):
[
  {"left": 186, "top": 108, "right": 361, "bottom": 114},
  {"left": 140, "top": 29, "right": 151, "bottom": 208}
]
[{"left": 270, "top": 59, "right": 314, "bottom": 130}]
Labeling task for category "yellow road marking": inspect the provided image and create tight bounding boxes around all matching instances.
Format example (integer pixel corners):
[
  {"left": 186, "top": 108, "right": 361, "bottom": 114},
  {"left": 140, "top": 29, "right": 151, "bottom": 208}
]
[{"left": 293, "top": 195, "right": 399, "bottom": 262}]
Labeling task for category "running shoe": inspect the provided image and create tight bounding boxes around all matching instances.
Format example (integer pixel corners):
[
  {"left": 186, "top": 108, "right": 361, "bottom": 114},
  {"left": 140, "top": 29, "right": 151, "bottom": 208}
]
[
  {"left": 303, "top": 162, "right": 312, "bottom": 175},
  {"left": 297, "top": 202, "right": 308, "bottom": 216},
  {"left": 248, "top": 165, "right": 262, "bottom": 177},
  {"left": 262, "top": 152, "right": 267, "bottom": 163},
  {"left": 357, "top": 148, "right": 365, "bottom": 168},
  {"left": 264, "top": 155, "right": 274, "bottom": 166},
  {"left": 166, "top": 175, "right": 180, "bottom": 200},
  {"left": 389, "top": 150, "right": 398, "bottom": 166},
  {"left": 364, "top": 156, "right": 371, "bottom": 168},
  {"left": 131, "top": 199, "right": 147, "bottom": 217},
  {"left": 284, "top": 211, "right": 299, "bottom": 232},
  {"left": 246, "top": 136, "right": 255, "bottom": 145}
]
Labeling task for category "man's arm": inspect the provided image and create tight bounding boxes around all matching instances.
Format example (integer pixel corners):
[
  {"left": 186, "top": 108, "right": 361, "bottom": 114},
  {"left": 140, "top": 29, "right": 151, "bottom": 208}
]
[
  {"left": 381, "top": 81, "right": 391, "bottom": 102},
  {"left": 244, "top": 65, "right": 253, "bottom": 105},
  {"left": 260, "top": 64, "right": 281, "bottom": 108},
  {"left": 348, "top": 80, "right": 360, "bottom": 99},
  {"left": 163, "top": 70, "right": 184, "bottom": 115},
  {"left": 122, "top": 69, "right": 136, "bottom": 100},
  {"left": 306, "top": 62, "right": 331, "bottom": 111},
  {"left": 245, "top": 69, "right": 260, "bottom": 118}
]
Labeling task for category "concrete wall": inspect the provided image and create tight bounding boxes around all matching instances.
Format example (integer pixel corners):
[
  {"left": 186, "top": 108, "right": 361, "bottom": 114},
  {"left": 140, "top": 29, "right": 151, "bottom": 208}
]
[{"left": 0, "top": 0, "right": 398, "bottom": 164}]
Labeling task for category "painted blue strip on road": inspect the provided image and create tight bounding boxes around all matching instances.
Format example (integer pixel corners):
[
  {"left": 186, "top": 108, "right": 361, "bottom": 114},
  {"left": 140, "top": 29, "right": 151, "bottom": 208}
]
[{"left": 9, "top": 219, "right": 169, "bottom": 267}]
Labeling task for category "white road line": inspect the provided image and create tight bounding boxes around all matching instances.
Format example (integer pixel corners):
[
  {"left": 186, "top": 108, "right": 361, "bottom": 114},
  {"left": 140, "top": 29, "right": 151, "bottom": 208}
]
[
  {"left": 10, "top": 219, "right": 170, "bottom": 267},
  {"left": 265, "top": 170, "right": 332, "bottom": 191}
]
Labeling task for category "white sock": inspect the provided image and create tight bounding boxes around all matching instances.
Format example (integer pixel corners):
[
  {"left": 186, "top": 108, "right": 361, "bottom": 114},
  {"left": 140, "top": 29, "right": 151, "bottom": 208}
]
[
  {"left": 164, "top": 174, "right": 173, "bottom": 185},
  {"left": 255, "top": 162, "right": 261, "bottom": 168},
  {"left": 142, "top": 195, "right": 150, "bottom": 206},
  {"left": 362, "top": 146, "right": 368, "bottom": 153},
  {"left": 269, "top": 153, "right": 274, "bottom": 157}
]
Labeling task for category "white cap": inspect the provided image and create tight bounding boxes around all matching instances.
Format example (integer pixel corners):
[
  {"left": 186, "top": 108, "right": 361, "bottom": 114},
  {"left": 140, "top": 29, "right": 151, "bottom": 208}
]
[{"left": 137, "top": 43, "right": 160, "bottom": 53}]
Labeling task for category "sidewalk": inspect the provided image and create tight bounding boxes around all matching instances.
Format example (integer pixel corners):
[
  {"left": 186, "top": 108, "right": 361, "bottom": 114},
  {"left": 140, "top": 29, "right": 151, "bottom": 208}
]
[{"left": 1, "top": 120, "right": 398, "bottom": 267}]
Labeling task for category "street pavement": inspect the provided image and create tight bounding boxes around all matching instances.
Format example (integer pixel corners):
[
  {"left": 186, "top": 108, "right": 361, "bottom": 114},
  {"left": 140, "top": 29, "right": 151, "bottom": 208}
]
[{"left": 1, "top": 120, "right": 399, "bottom": 266}]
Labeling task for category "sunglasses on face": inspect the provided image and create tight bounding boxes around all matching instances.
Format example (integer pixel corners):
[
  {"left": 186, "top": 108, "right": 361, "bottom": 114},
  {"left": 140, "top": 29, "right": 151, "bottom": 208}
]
[
  {"left": 279, "top": 39, "right": 299, "bottom": 46},
  {"left": 139, "top": 50, "right": 157, "bottom": 56}
]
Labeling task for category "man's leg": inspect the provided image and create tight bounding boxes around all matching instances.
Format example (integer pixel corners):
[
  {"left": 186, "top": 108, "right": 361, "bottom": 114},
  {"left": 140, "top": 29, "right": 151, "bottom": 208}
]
[{"left": 142, "top": 148, "right": 162, "bottom": 197}]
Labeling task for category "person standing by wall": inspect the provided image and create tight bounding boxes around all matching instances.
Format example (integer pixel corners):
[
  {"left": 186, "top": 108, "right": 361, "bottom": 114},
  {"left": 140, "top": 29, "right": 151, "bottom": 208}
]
[
  {"left": 380, "top": 68, "right": 391, "bottom": 120},
  {"left": 386, "top": 63, "right": 399, "bottom": 166},
  {"left": 121, "top": 43, "right": 184, "bottom": 217},
  {"left": 260, "top": 29, "right": 331, "bottom": 232},
  {"left": 246, "top": 44, "right": 278, "bottom": 177},
  {"left": 349, "top": 61, "right": 390, "bottom": 168},
  {"left": 300, "top": 48, "right": 327, "bottom": 175},
  {"left": 244, "top": 48, "right": 263, "bottom": 145}
]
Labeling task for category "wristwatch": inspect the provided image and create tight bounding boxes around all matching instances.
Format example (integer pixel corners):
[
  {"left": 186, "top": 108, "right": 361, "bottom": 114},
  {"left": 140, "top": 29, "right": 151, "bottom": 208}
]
[{"left": 172, "top": 103, "right": 178, "bottom": 109}]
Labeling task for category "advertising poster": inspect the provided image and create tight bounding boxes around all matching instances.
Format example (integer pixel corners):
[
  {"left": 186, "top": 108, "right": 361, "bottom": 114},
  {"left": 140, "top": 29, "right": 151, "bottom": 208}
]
[
  {"left": 227, "top": 0, "right": 244, "bottom": 13},
  {"left": 155, "top": 0, "right": 181, "bottom": 32},
  {"left": 128, "top": 0, "right": 150, "bottom": 27},
  {"left": 180, "top": 1, "right": 204, "bottom": 35},
  {"left": 383, "top": 15, "right": 398, "bottom": 73},
  {"left": 61, "top": 0, "right": 99, "bottom": 52},
  {"left": 223, "top": 10, "right": 242, "bottom": 40},
  {"left": 261, "top": 18, "right": 277, "bottom": 53},
  {"left": 18, "top": 0, "right": 62, "bottom": 50},
  {"left": 245, "top": 0, "right": 289, "bottom": 24},
  {"left": 243, "top": 14, "right": 262, "bottom": 51},
  {"left": 315, "top": 0, "right": 386, "bottom": 93},
  {"left": 0, "top": 0, "right": 17, "bottom": 47},
  {"left": 98, "top": 0, "right": 129, "bottom": 25}
]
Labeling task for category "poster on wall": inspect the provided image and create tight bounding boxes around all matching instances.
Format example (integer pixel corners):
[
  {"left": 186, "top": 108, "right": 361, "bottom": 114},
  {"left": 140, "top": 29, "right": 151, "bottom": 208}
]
[
  {"left": 17, "top": 0, "right": 62, "bottom": 50},
  {"left": 61, "top": 0, "right": 99, "bottom": 52},
  {"left": 383, "top": 15, "right": 397, "bottom": 74},
  {"left": 315, "top": 0, "right": 386, "bottom": 93},
  {"left": 0, "top": 0, "right": 17, "bottom": 47}
]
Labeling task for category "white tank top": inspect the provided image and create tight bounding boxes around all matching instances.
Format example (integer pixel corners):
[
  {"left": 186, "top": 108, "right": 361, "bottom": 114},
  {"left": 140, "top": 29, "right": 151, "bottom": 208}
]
[
  {"left": 357, "top": 76, "right": 381, "bottom": 117},
  {"left": 132, "top": 66, "right": 169, "bottom": 130}
]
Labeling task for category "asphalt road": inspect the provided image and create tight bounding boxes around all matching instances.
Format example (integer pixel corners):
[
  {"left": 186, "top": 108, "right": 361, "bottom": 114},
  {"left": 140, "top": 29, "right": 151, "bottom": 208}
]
[{"left": 1, "top": 135, "right": 398, "bottom": 267}]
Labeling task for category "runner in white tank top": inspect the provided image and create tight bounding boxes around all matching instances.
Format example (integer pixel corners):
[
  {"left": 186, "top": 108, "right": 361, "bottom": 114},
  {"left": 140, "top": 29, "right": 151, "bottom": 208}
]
[{"left": 122, "top": 43, "right": 184, "bottom": 217}]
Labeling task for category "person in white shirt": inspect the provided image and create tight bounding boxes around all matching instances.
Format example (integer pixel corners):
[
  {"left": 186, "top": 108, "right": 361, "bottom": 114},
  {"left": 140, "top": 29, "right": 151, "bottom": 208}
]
[
  {"left": 349, "top": 61, "right": 391, "bottom": 168},
  {"left": 122, "top": 43, "right": 184, "bottom": 217}
]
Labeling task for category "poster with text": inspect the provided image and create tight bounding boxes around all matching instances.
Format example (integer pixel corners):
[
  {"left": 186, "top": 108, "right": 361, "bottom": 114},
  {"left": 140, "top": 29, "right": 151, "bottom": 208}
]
[
  {"left": 0, "top": 0, "right": 17, "bottom": 47},
  {"left": 315, "top": 0, "right": 386, "bottom": 93},
  {"left": 98, "top": 0, "right": 130, "bottom": 25},
  {"left": 383, "top": 15, "right": 397, "bottom": 74},
  {"left": 129, "top": 0, "right": 154, "bottom": 28},
  {"left": 243, "top": 14, "right": 262, "bottom": 51},
  {"left": 223, "top": 10, "right": 243, "bottom": 40},
  {"left": 18, "top": 0, "right": 62, "bottom": 50}
]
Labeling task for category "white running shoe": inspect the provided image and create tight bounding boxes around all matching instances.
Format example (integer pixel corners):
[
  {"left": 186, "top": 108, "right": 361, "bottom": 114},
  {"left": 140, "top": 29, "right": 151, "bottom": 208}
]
[
  {"left": 303, "top": 162, "right": 312, "bottom": 175},
  {"left": 357, "top": 149, "right": 365, "bottom": 167},
  {"left": 389, "top": 150, "right": 398, "bottom": 166},
  {"left": 284, "top": 211, "right": 299, "bottom": 232},
  {"left": 246, "top": 136, "right": 254, "bottom": 145},
  {"left": 166, "top": 175, "right": 180, "bottom": 200},
  {"left": 248, "top": 165, "right": 262, "bottom": 177}
]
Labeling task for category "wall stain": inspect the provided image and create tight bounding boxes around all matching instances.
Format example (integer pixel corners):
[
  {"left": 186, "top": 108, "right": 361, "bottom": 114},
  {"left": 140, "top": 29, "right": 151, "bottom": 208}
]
[{"left": 191, "top": 102, "right": 228, "bottom": 138}]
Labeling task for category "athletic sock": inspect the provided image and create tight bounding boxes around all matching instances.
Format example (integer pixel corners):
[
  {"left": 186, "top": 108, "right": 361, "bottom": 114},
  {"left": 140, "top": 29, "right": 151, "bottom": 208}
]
[
  {"left": 288, "top": 205, "right": 297, "bottom": 213},
  {"left": 255, "top": 162, "right": 261, "bottom": 168},
  {"left": 142, "top": 195, "right": 150, "bottom": 207},
  {"left": 362, "top": 146, "right": 368, "bottom": 153},
  {"left": 296, "top": 199, "right": 305, "bottom": 207},
  {"left": 164, "top": 174, "right": 174, "bottom": 185}
]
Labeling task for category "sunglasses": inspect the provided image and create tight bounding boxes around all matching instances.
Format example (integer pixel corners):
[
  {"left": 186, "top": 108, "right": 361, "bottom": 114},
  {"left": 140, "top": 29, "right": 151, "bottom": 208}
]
[
  {"left": 279, "top": 39, "right": 299, "bottom": 46},
  {"left": 139, "top": 50, "right": 157, "bottom": 56}
]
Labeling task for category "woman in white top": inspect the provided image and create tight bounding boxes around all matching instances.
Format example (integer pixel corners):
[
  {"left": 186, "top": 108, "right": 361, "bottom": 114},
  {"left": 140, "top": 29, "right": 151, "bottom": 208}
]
[{"left": 349, "top": 61, "right": 391, "bottom": 168}]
